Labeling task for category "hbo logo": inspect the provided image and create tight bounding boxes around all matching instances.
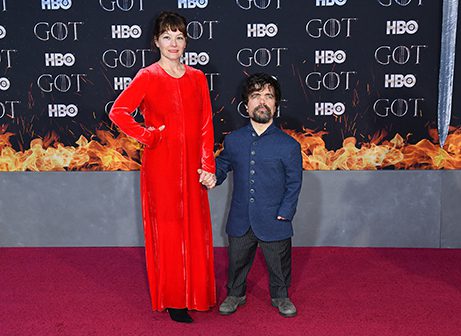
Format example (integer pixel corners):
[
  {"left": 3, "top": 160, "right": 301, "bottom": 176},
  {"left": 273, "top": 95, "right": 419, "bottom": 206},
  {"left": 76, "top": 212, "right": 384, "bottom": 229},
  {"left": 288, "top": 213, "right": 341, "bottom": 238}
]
[
  {"left": 247, "top": 23, "right": 278, "bottom": 38},
  {"left": 41, "top": 0, "right": 72, "bottom": 10},
  {"left": 315, "top": 50, "right": 346, "bottom": 64},
  {"left": 0, "top": 25, "right": 6, "bottom": 39},
  {"left": 386, "top": 20, "right": 418, "bottom": 35},
  {"left": 114, "top": 77, "right": 132, "bottom": 90},
  {"left": 181, "top": 52, "right": 209, "bottom": 66},
  {"left": 0, "top": 77, "right": 10, "bottom": 90},
  {"left": 48, "top": 104, "right": 78, "bottom": 117},
  {"left": 111, "top": 25, "right": 142, "bottom": 39},
  {"left": 378, "top": 0, "right": 423, "bottom": 6},
  {"left": 316, "top": 0, "right": 347, "bottom": 6},
  {"left": 384, "top": 74, "right": 416, "bottom": 88},
  {"left": 315, "top": 102, "right": 345, "bottom": 116},
  {"left": 45, "top": 53, "right": 75, "bottom": 67},
  {"left": 178, "top": 0, "right": 207, "bottom": 8}
]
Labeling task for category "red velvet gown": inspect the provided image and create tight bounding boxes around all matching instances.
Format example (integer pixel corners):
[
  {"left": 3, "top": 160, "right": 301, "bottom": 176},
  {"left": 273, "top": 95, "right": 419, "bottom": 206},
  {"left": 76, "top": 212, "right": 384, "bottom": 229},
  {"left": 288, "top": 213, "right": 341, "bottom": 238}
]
[{"left": 109, "top": 63, "right": 216, "bottom": 311}]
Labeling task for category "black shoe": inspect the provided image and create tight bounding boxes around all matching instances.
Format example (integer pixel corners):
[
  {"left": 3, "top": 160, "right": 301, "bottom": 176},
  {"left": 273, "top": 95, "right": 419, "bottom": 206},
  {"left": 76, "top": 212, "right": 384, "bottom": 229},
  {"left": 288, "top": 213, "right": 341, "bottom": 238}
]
[{"left": 167, "top": 308, "right": 193, "bottom": 323}]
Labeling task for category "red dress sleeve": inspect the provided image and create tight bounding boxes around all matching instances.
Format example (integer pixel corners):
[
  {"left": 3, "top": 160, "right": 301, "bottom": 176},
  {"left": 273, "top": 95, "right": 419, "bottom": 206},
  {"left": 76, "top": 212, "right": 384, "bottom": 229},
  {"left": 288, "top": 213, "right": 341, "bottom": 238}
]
[
  {"left": 198, "top": 72, "right": 216, "bottom": 174},
  {"left": 109, "top": 69, "right": 161, "bottom": 148}
]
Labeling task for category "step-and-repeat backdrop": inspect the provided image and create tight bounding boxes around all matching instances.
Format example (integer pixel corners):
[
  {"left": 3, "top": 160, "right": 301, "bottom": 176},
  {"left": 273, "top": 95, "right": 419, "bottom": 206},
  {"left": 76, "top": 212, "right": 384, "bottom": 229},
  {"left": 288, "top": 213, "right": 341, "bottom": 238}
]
[{"left": 0, "top": 0, "right": 459, "bottom": 171}]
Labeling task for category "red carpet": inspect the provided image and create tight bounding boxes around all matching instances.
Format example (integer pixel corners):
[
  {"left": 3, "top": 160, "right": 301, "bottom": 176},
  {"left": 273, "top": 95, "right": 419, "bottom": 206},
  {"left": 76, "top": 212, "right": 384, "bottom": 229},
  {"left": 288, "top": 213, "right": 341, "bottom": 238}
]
[{"left": 1, "top": 247, "right": 461, "bottom": 336}]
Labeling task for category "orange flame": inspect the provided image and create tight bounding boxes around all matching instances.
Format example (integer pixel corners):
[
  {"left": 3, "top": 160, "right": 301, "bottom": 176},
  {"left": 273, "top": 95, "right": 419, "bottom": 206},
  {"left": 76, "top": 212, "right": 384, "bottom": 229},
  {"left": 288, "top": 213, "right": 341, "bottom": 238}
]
[
  {"left": 1, "top": 127, "right": 460, "bottom": 171},
  {"left": 284, "top": 126, "right": 461, "bottom": 170},
  {"left": 0, "top": 130, "right": 141, "bottom": 171}
]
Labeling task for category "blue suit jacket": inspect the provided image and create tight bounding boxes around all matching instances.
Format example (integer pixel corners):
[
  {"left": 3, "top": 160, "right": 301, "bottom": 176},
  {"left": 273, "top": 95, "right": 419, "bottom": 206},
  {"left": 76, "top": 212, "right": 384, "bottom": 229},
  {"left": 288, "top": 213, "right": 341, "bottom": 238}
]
[{"left": 216, "top": 123, "right": 303, "bottom": 242}]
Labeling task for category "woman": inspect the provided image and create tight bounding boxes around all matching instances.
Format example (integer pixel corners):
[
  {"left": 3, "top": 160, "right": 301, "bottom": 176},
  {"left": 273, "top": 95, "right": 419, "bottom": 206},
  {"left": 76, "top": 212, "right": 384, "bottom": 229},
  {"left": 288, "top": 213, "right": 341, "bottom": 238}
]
[{"left": 109, "top": 11, "right": 216, "bottom": 323}]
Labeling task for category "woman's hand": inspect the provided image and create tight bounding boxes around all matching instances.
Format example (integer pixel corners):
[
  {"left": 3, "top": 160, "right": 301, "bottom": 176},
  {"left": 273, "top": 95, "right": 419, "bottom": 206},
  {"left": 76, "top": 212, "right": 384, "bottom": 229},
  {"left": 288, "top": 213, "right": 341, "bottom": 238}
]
[
  {"left": 148, "top": 125, "right": 166, "bottom": 132},
  {"left": 144, "top": 125, "right": 165, "bottom": 148},
  {"left": 197, "top": 169, "right": 216, "bottom": 189}
]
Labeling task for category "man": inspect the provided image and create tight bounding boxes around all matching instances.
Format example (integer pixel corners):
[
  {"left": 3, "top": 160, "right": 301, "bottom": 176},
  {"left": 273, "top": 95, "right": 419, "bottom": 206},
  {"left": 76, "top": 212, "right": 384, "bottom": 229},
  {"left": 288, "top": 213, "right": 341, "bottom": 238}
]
[{"left": 208, "top": 73, "right": 303, "bottom": 317}]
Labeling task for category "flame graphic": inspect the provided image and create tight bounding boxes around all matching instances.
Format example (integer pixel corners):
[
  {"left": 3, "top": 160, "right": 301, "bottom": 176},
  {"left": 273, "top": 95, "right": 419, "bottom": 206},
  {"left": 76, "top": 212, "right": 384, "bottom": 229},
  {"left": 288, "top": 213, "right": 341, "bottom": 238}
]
[
  {"left": 284, "top": 126, "right": 461, "bottom": 170},
  {"left": 0, "top": 130, "right": 141, "bottom": 171},
  {"left": 1, "top": 127, "right": 460, "bottom": 171}
]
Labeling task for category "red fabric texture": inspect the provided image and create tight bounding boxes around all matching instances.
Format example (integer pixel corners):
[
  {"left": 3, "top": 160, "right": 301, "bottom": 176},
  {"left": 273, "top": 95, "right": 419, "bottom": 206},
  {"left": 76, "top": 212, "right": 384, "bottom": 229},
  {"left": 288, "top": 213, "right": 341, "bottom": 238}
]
[{"left": 109, "top": 63, "right": 216, "bottom": 311}]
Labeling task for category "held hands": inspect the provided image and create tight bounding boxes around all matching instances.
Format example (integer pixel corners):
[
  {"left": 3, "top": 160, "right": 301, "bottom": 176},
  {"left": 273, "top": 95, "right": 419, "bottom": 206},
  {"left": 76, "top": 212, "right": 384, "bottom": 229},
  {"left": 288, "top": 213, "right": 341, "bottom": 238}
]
[{"left": 197, "top": 169, "right": 217, "bottom": 189}]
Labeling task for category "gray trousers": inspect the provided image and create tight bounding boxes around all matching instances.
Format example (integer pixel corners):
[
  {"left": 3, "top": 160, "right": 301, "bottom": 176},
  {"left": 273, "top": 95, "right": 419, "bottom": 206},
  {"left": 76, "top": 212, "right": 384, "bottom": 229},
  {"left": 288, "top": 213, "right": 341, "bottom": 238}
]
[{"left": 227, "top": 228, "right": 292, "bottom": 299}]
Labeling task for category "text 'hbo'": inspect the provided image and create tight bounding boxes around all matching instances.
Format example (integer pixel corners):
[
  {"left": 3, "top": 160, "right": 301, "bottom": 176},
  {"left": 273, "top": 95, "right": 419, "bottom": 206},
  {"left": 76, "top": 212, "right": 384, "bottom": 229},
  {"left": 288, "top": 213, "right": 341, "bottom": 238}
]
[
  {"left": 247, "top": 23, "right": 278, "bottom": 38},
  {"left": 386, "top": 20, "right": 418, "bottom": 35},
  {"left": 111, "top": 25, "right": 142, "bottom": 39},
  {"left": 48, "top": 104, "right": 78, "bottom": 117},
  {"left": 45, "top": 53, "right": 75, "bottom": 67},
  {"left": 378, "top": 0, "right": 423, "bottom": 6},
  {"left": 315, "top": 102, "right": 346, "bottom": 116},
  {"left": 41, "top": 0, "right": 72, "bottom": 10},
  {"left": 316, "top": 0, "right": 347, "bottom": 6},
  {"left": 178, "top": 0, "right": 207, "bottom": 9}
]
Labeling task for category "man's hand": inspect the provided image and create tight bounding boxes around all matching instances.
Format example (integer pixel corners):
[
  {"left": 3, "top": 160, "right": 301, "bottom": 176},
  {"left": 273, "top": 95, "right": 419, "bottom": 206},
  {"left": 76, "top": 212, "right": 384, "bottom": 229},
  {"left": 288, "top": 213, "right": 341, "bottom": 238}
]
[{"left": 198, "top": 169, "right": 217, "bottom": 189}]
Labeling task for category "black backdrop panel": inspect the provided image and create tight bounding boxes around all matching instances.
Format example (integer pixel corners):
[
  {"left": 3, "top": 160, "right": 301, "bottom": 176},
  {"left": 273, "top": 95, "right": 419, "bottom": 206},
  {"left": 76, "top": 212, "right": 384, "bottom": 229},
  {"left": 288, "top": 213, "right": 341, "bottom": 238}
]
[{"left": 1, "top": 0, "right": 458, "bottom": 170}]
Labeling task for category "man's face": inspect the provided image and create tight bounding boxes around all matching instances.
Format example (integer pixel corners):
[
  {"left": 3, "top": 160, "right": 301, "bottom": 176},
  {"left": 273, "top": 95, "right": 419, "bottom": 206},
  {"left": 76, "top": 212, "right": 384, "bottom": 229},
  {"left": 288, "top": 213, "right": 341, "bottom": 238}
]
[{"left": 247, "top": 84, "right": 276, "bottom": 124}]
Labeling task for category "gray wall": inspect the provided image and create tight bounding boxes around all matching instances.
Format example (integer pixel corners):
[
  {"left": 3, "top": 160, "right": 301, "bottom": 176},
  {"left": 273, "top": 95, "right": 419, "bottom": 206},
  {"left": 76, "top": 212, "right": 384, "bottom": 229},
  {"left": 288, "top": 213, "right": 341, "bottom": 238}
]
[{"left": 1, "top": 171, "right": 460, "bottom": 248}]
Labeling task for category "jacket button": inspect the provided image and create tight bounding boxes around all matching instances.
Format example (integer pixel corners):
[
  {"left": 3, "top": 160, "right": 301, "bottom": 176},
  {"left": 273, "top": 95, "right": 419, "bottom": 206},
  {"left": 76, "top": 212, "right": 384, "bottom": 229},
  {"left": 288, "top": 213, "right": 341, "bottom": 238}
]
[
  {"left": 250, "top": 188, "right": 255, "bottom": 194},
  {"left": 249, "top": 198, "right": 255, "bottom": 203},
  {"left": 251, "top": 150, "right": 256, "bottom": 155},
  {"left": 250, "top": 160, "right": 255, "bottom": 165},
  {"left": 250, "top": 170, "right": 255, "bottom": 175}
]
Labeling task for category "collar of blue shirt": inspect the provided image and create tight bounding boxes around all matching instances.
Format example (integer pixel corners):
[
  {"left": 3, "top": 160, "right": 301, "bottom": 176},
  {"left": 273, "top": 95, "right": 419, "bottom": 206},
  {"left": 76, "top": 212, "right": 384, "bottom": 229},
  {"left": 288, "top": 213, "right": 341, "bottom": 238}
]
[{"left": 247, "top": 122, "right": 277, "bottom": 137}]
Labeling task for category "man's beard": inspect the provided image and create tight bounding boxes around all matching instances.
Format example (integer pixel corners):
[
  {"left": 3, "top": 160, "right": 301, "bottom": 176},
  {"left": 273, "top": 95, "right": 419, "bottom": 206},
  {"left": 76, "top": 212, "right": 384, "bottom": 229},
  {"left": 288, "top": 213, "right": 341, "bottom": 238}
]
[{"left": 250, "top": 104, "right": 273, "bottom": 124}]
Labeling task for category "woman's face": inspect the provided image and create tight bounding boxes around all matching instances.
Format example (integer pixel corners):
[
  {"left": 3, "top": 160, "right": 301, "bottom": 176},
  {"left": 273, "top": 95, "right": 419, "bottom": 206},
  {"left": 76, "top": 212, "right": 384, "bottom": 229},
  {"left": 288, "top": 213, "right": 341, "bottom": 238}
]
[{"left": 155, "top": 29, "right": 186, "bottom": 62}]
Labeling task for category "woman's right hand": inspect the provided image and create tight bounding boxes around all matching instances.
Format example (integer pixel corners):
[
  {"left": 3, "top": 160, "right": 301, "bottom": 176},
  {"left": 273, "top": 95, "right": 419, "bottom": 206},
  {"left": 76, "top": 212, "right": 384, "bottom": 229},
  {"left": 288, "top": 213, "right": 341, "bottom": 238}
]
[{"left": 145, "top": 125, "right": 165, "bottom": 148}]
